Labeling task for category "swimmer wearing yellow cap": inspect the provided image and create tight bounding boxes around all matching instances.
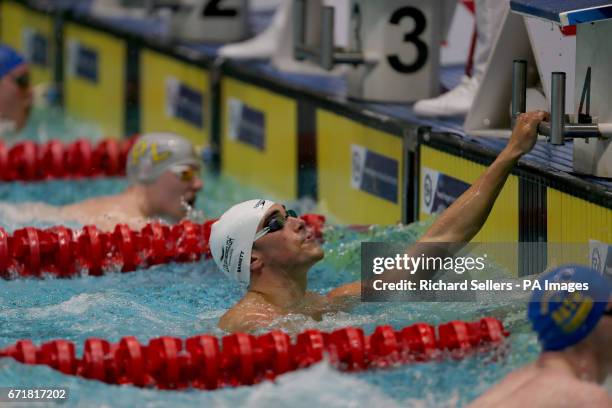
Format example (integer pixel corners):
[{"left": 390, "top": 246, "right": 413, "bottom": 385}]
[
  {"left": 211, "top": 111, "right": 549, "bottom": 333},
  {"left": 61, "top": 133, "right": 203, "bottom": 231},
  {"left": 469, "top": 265, "right": 612, "bottom": 407}
]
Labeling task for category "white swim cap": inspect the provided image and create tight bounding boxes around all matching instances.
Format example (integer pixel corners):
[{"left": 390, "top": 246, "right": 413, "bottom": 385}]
[
  {"left": 126, "top": 132, "right": 200, "bottom": 184},
  {"left": 210, "top": 199, "right": 275, "bottom": 284}
]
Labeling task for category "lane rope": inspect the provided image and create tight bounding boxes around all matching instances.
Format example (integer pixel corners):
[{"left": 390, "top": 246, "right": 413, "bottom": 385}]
[
  {"left": 0, "top": 318, "right": 509, "bottom": 390},
  {"left": 0, "top": 215, "right": 326, "bottom": 279},
  {"left": 0, "top": 136, "right": 137, "bottom": 182}
]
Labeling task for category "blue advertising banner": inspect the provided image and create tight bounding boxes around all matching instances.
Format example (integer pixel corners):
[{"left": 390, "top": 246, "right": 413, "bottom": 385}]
[
  {"left": 421, "top": 167, "right": 470, "bottom": 214},
  {"left": 228, "top": 98, "right": 266, "bottom": 150},
  {"left": 23, "top": 29, "right": 49, "bottom": 67},
  {"left": 351, "top": 144, "right": 398, "bottom": 203},
  {"left": 69, "top": 40, "right": 98, "bottom": 83},
  {"left": 165, "top": 77, "right": 204, "bottom": 128}
]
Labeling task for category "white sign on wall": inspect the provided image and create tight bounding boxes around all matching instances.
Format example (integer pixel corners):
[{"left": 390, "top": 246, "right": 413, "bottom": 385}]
[{"left": 589, "top": 239, "right": 612, "bottom": 278}]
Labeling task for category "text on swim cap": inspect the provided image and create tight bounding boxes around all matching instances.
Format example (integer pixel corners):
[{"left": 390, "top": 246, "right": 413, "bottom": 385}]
[
  {"left": 550, "top": 292, "right": 594, "bottom": 333},
  {"left": 254, "top": 199, "right": 266, "bottom": 209},
  {"left": 220, "top": 237, "right": 235, "bottom": 274},
  {"left": 131, "top": 141, "right": 172, "bottom": 165}
]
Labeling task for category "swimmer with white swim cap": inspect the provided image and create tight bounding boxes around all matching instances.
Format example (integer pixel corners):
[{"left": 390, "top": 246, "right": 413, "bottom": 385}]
[
  {"left": 469, "top": 265, "right": 612, "bottom": 407},
  {"left": 210, "top": 110, "right": 550, "bottom": 334},
  {"left": 61, "top": 132, "right": 203, "bottom": 231},
  {"left": 0, "top": 44, "right": 32, "bottom": 136}
]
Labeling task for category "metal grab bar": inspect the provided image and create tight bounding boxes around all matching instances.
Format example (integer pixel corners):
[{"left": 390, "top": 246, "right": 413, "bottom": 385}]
[
  {"left": 511, "top": 60, "right": 610, "bottom": 145},
  {"left": 293, "top": 0, "right": 365, "bottom": 70}
]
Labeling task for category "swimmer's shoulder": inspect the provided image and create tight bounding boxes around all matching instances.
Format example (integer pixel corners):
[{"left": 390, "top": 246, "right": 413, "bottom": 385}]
[
  {"left": 490, "top": 366, "right": 610, "bottom": 408},
  {"left": 218, "top": 294, "right": 283, "bottom": 333},
  {"left": 526, "top": 376, "right": 611, "bottom": 408},
  {"left": 61, "top": 194, "right": 119, "bottom": 216},
  {"left": 575, "top": 384, "right": 612, "bottom": 407}
]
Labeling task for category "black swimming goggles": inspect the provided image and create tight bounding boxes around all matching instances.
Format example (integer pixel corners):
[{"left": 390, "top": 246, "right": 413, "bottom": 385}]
[
  {"left": 253, "top": 206, "right": 299, "bottom": 242},
  {"left": 11, "top": 72, "right": 29, "bottom": 89},
  {"left": 604, "top": 308, "right": 612, "bottom": 317}
]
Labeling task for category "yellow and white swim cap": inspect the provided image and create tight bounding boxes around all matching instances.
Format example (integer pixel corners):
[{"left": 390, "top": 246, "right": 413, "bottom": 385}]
[
  {"left": 126, "top": 132, "right": 200, "bottom": 184},
  {"left": 210, "top": 199, "right": 275, "bottom": 284}
]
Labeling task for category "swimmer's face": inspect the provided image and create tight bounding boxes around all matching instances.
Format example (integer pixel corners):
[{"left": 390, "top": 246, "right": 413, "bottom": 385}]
[
  {"left": 252, "top": 204, "right": 324, "bottom": 274},
  {"left": 146, "top": 164, "right": 203, "bottom": 221},
  {"left": 0, "top": 64, "right": 32, "bottom": 131}
]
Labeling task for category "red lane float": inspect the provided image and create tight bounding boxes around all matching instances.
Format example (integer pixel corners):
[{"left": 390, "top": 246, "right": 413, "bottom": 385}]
[
  {"left": 0, "top": 318, "right": 509, "bottom": 390},
  {"left": 79, "top": 338, "right": 113, "bottom": 382},
  {"left": 0, "top": 214, "right": 325, "bottom": 279},
  {"left": 185, "top": 335, "right": 221, "bottom": 390},
  {"left": 7, "top": 141, "right": 38, "bottom": 181},
  {"left": 64, "top": 139, "right": 95, "bottom": 178},
  {"left": 0, "top": 227, "right": 11, "bottom": 277},
  {"left": 0, "top": 137, "right": 137, "bottom": 182},
  {"left": 40, "top": 140, "right": 65, "bottom": 179}
]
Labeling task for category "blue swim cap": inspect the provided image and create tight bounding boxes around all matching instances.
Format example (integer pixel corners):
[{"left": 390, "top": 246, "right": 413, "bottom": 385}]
[
  {"left": 0, "top": 44, "right": 24, "bottom": 79},
  {"left": 528, "top": 264, "right": 612, "bottom": 351}
]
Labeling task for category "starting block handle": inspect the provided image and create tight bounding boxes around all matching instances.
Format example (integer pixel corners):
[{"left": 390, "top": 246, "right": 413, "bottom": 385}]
[{"left": 293, "top": 0, "right": 364, "bottom": 71}]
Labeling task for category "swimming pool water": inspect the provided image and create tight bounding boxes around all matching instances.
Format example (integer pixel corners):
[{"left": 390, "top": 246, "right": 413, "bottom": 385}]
[
  {"left": 10, "top": 105, "right": 104, "bottom": 144},
  {"left": 0, "top": 169, "right": 544, "bottom": 407},
  {"left": 0, "top": 105, "right": 549, "bottom": 407},
  {"left": 0, "top": 245, "right": 540, "bottom": 407}
]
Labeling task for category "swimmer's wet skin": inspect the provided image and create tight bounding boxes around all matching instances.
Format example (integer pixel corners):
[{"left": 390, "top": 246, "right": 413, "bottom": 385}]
[
  {"left": 0, "top": 44, "right": 33, "bottom": 135},
  {"left": 59, "top": 132, "right": 204, "bottom": 231},
  {"left": 469, "top": 265, "right": 612, "bottom": 407},
  {"left": 210, "top": 111, "right": 551, "bottom": 333}
]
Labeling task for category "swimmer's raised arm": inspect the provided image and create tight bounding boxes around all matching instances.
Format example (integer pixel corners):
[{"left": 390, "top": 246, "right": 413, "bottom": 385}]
[
  {"left": 418, "top": 110, "right": 548, "bottom": 246},
  {"left": 332, "top": 111, "right": 550, "bottom": 293},
  {"left": 365, "top": 111, "right": 550, "bottom": 285}
]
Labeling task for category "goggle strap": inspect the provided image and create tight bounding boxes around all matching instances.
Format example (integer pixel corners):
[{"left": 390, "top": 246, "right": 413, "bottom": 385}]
[{"left": 253, "top": 227, "right": 270, "bottom": 242}]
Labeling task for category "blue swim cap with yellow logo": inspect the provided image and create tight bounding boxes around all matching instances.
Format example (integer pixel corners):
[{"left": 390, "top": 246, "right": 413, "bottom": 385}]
[
  {"left": 126, "top": 133, "right": 200, "bottom": 184},
  {"left": 528, "top": 264, "right": 612, "bottom": 351}
]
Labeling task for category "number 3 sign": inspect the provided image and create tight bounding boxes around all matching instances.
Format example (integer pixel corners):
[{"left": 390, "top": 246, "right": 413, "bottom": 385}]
[{"left": 346, "top": 0, "right": 442, "bottom": 102}]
